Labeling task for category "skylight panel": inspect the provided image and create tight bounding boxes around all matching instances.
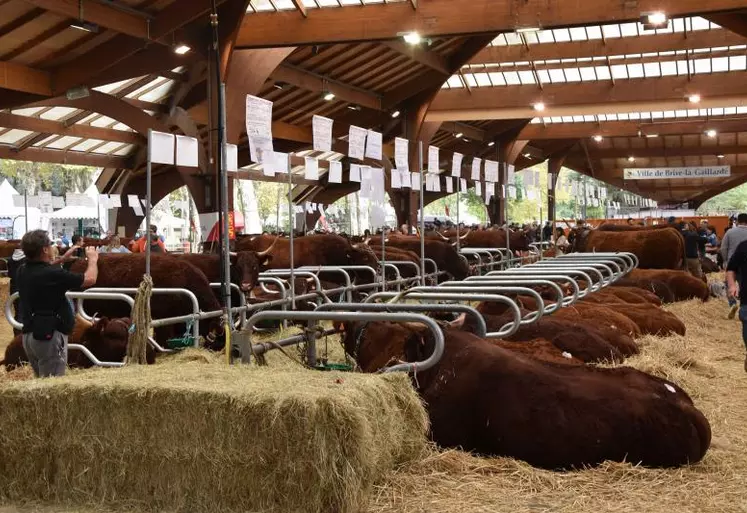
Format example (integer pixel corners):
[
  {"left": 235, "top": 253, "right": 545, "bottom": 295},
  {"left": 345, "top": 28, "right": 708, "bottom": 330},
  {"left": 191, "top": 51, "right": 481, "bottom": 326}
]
[
  {"left": 627, "top": 63, "right": 644, "bottom": 78},
  {"left": 676, "top": 60, "right": 689, "bottom": 75},
  {"left": 488, "top": 72, "right": 506, "bottom": 86},
  {"left": 660, "top": 61, "right": 677, "bottom": 76},
  {"left": 503, "top": 71, "right": 520, "bottom": 85},
  {"left": 610, "top": 64, "right": 628, "bottom": 79},
  {"left": 602, "top": 24, "right": 621, "bottom": 39},
  {"left": 504, "top": 33, "right": 522, "bottom": 45},
  {"left": 585, "top": 26, "right": 603, "bottom": 39},
  {"left": 617, "top": 113, "right": 629, "bottom": 121},
  {"left": 473, "top": 73, "right": 491, "bottom": 86},
  {"left": 463, "top": 73, "right": 477, "bottom": 87},
  {"left": 518, "top": 70, "right": 536, "bottom": 84},
  {"left": 523, "top": 32, "right": 539, "bottom": 44},
  {"left": 579, "top": 67, "right": 597, "bottom": 81},
  {"left": 672, "top": 18, "right": 685, "bottom": 32},
  {"left": 594, "top": 66, "right": 611, "bottom": 80},
  {"left": 535, "top": 69, "right": 550, "bottom": 83},
  {"left": 537, "top": 30, "right": 555, "bottom": 44},
  {"left": 712, "top": 57, "right": 729, "bottom": 72},
  {"left": 643, "top": 62, "right": 661, "bottom": 77},
  {"left": 729, "top": 55, "right": 747, "bottom": 70},
  {"left": 553, "top": 28, "right": 571, "bottom": 42},
  {"left": 446, "top": 75, "right": 463, "bottom": 88},
  {"left": 690, "top": 17, "right": 711, "bottom": 31},
  {"left": 619, "top": 22, "right": 638, "bottom": 37},
  {"left": 724, "top": 107, "right": 737, "bottom": 115},
  {"left": 693, "top": 58, "right": 711, "bottom": 74},
  {"left": 572, "top": 115, "right": 584, "bottom": 122},
  {"left": 548, "top": 68, "right": 566, "bottom": 83},
  {"left": 564, "top": 68, "right": 581, "bottom": 82},
  {"left": 46, "top": 136, "right": 82, "bottom": 149},
  {"left": 0, "top": 130, "right": 33, "bottom": 144},
  {"left": 569, "top": 27, "right": 588, "bottom": 40}
]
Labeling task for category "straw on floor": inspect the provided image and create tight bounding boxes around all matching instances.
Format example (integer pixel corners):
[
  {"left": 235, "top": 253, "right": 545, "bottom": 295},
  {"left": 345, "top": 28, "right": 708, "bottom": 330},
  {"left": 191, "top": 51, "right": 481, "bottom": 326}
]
[{"left": 0, "top": 363, "right": 427, "bottom": 513}]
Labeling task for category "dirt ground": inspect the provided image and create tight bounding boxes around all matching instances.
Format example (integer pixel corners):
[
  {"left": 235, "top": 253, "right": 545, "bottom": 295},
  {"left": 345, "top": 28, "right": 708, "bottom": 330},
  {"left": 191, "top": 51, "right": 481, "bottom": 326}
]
[{"left": 0, "top": 279, "right": 746, "bottom": 513}]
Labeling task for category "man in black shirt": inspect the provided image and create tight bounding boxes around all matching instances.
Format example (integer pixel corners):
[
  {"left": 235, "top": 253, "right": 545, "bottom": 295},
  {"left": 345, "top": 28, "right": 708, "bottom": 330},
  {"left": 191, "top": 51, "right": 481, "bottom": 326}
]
[
  {"left": 17, "top": 230, "right": 99, "bottom": 377},
  {"left": 726, "top": 238, "right": 747, "bottom": 372},
  {"left": 681, "top": 222, "right": 706, "bottom": 278}
]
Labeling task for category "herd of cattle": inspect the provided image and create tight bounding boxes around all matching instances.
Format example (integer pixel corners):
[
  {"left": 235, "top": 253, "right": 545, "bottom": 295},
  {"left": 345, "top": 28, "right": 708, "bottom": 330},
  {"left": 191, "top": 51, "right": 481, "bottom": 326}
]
[{"left": 0, "top": 222, "right": 716, "bottom": 471}]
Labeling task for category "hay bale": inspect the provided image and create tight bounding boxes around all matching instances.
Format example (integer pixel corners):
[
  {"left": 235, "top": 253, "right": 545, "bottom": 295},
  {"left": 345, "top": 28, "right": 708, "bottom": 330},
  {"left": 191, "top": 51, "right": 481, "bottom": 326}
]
[{"left": 0, "top": 363, "right": 427, "bottom": 513}]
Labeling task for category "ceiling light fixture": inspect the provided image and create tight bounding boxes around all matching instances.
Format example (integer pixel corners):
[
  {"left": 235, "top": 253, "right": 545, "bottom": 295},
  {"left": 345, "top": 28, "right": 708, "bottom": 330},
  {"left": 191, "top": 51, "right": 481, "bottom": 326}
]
[
  {"left": 628, "top": 156, "right": 636, "bottom": 162},
  {"left": 462, "top": 138, "right": 469, "bottom": 142},
  {"left": 487, "top": 141, "right": 495, "bottom": 147},
  {"left": 516, "top": 26, "right": 541, "bottom": 33},
  {"left": 688, "top": 94, "right": 701, "bottom": 104},
  {"left": 403, "top": 31, "right": 422, "bottom": 45},
  {"left": 174, "top": 44, "right": 191, "bottom": 55},
  {"left": 592, "top": 135, "right": 603, "bottom": 142},
  {"left": 323, "top": 92, "right": 335, "bottom": 101},
  {"left": 523, "top": 153, "right": 532, "bottom": 158},
  {"left": 273, "top": 81, "right": 288, "bottom": 90},
  {"left": 65, "top": 86, "right": 90, "bottom": 101},
  {"left": 391, "top": 110, "right": 400, "bottom": 118},
  {"left": 533, "top": 102, "right": 546, "bottom": 112},
  {"left": 706, "top": 129, "right": 717, "bottom": 138},
  {"left": 455, "top": 132, "right": 463, "bottom": 138},
  {"left": 347, "top": 104, "right": 361, "bottom": 111},
  {"left": 642, "top": 12, "right": 668, "bottom": 28},
  {"left": 69, "top": 21, "right": 99, "bottom": 33},
  {"left": 717, "top": 154, "right": 725, "bottom": 159},
  {"left": 645, "top": 133, "right": 659, "bottom": 138}
]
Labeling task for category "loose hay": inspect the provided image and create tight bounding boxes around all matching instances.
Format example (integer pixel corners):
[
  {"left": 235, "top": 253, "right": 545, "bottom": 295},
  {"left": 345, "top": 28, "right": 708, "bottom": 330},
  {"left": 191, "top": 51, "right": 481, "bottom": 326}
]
[{"left": 0, "top": 363, "right": 428, "bottom": 513}]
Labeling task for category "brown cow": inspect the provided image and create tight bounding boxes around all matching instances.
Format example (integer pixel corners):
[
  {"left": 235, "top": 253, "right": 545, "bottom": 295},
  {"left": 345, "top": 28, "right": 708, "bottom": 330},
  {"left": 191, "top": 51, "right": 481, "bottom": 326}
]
[
  {"left": 350, "top": 323, "right": 711, "bottom": 469},
  {"left": 176, "top": 249, "right": 273, "bottom": 293},
  {"left": 68, "top": 254, "right": 226, "bottom": 349},
  {"left": 625, "top": 269, "right": 709, "bottom": 302},
  {"left": 572, "top": 226, "right": 685, "bottom": 270},
  {"left": 456, "top": 229, "right": 531, "bottom": 252},
  {"left": 370, "top": 235, "right": 470, "bottom": 280}
]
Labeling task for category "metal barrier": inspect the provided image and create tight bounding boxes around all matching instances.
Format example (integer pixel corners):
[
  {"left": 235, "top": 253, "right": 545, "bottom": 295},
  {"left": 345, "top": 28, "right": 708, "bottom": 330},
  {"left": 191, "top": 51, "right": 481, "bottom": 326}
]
[
  {"left": 487, "top": 269, "right": 599, "bottom": 295},
  {"left": 362, "top": 291, "right": 522, "bottom": 338},
  {"left": 239, "top": 310, "right": 445, "bottom": 373},
  {"left": 458, "top": 277, "right": 570, "bottom": 310}
]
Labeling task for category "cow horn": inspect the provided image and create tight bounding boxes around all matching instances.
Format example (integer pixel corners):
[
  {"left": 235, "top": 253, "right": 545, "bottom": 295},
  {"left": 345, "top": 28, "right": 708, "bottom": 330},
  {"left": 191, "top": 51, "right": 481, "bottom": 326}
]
[
  {"left": 257, "top": 235, "right": 279, "bottom": 257},
  {"left": 459, "top": 228, "right": 471, "bottom": 240},
  {"left": 229, "top": 251, "right": 237, "bottom": 257},
  {"left": 437, "top": 231, "right": 449, "bottom": 241},
  {"left": 364, "top": 237, "right": 372, "bottom": 245}
]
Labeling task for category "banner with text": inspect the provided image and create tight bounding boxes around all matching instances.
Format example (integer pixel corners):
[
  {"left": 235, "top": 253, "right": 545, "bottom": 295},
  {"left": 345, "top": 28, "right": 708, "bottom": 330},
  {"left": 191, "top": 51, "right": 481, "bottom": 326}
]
[{"left": 623, "top": 166, "right": 730, "bottom": 180}]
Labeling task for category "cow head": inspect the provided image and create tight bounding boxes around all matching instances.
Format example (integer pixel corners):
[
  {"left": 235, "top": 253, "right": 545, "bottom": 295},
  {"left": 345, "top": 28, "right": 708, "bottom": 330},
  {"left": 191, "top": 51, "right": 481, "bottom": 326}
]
[
  {"left": 73, "top": 317, "right": 155, "bottom": 367},
  {"left": 350, "top": 243, "right": 380, "bottom": 271},
  {"left": 229, "top": 237, "right": 278, "bottom": 292}
]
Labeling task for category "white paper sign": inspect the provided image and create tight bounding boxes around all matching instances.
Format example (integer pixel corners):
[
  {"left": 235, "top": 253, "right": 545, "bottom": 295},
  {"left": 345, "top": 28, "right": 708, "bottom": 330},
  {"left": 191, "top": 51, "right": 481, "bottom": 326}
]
[
  {"left": 445, "top": 177, "right": 453, "bottom": 193},
  {"left": 98, "top": 194, "right": 109, "bottom": 209},
  {"left": 507, "top": 164, "right": 515, "bottom": 183},
  {"left": 401, "top": 170, "right": 412, "bottom": 188},
  {"left": 348, "top": 125, "right": 367, "bottom": 160},
  {"left": 451, "top": 152, "right": 463, "bottom": 178},
  {"left": 328, "top": 161, "right": 342, "bottom": 183},
  {"left": 391, "top": 169, "right": 402, "bottom": 189},
  {"left": 225, "top": 143, "right": 238, "bottom": 172},
  {"left": 108, "top": 195, "right": 121, "bottom": 208},
  {"left": 508, "top": 185, "right": 516, "bottom": 199},
  {"left": 433, "top": 174, "right": 441, "bottom": 193},
  {"left": 365, "top": 130, "right": 382, "bottom": 160},
  {"left": 474, "top": 181, "right": 482, "bottom": 196},
  {"left": 395, "top": 137, "right": 409, "bottom": 171},
  {"left": 471, "top": 158, "right": 482, "bottom": 180},
  {"left": 304, "top": 157, "right": 319, "bottom": 180},
  {"left": 312, "top": 115, "right": 333, "bottom": 152},
  {"left": 350, "top": 163, "right": 362, "bottom": 182},
  {"left": 245, "top": 94, "right": 273, "bottom": 163},
  {"left": 149, "top": 130, "right": 175, "bottom": 165},
  {"left": 175, "top": 135, "right": 199, "bottom": 167},
  {"left": 548, "top": 172, "right": 554, "bottom": 191},
  {"left": 485, "top": 160, "right": 499, "bottom": 183},
  {"left": 460, "top": 178, "right": 467, "bottom": 192},
  {"left": 272, "top": 152, "right": 289, "bottom": 174},
  {"left": 412, "top": 172, "right": 421, "bottom": 190},
  {"left": 428, "top": 145, "right": 439, "bottom": 174}
]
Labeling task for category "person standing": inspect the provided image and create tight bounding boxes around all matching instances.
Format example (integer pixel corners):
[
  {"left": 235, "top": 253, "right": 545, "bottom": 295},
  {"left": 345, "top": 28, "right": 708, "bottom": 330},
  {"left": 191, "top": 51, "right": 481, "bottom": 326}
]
[
  {"left": 721, "top": 213, "right": 747, "bottom": 319},
  {"left": 726, "top": 239, "right": 747, "bottom": 372},
  {"left": 98, "top": 235, "right": 131, "bottom": 254},
  {"left": 135, "top": 224, "right": 167, "bottom": 253},
  {"left": 681, "top": 222, "right": 706, "bottom": 278},
  {"left": 17, "top": 230, "right": 99, "bottom": 377}
]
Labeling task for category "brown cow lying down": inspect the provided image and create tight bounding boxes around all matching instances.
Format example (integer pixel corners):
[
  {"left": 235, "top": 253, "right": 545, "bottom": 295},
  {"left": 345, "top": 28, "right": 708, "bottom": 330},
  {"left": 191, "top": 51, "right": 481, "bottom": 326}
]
[
  {"left": 468, "top": 308, "right": 638, "bottom": 363},
  {"left": 349, "top": 323, "right": 711, "bottom": 469},
  {"left": 623, "top": 269, "right": 710, "bottom": 302},
  {"left": 577, "top": 299, "right": 686, "bottom": 337},
  {"left": 606, "top": 286, "right": 663, "bottom": 306},
  {"left": 1, "top": 317, "right": 155, "bottom": 371}
]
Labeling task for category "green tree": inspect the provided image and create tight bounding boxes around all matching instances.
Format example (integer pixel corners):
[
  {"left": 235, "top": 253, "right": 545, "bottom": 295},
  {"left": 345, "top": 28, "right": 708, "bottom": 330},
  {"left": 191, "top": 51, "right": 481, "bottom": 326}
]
[
  {"left": 0, "top": 160, "right": 93, "bottom": 195},
  {"left": 698, "top": 183, "right": 747, "bottom": 214}
]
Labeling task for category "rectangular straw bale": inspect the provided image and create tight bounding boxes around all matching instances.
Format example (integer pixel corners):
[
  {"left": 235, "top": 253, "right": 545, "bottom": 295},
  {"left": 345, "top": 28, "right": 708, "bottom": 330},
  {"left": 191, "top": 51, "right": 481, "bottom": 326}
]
[{"left": 0, "top": 363, "right": 428, "bottom": 513}]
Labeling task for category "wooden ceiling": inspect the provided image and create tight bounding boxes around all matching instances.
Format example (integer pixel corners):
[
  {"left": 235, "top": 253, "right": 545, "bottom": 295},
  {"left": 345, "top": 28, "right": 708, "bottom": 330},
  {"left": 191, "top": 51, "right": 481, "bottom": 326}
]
[{"left": 1, "top": 0, "right": 747, "bottom": 209}]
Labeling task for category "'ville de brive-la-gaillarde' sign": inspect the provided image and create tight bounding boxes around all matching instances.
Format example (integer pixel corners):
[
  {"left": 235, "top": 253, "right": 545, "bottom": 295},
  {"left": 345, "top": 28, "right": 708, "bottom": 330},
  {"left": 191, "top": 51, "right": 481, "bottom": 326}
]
[{"left": 623, "top": 166, "right": 731, "bottom": 180}]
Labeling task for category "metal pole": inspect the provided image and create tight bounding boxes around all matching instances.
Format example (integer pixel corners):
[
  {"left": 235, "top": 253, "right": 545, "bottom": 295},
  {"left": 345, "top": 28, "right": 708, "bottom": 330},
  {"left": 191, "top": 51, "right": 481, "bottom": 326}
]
[
  {"left": 275, "top": 184, "right": 281, "bottom": 232},
  {"left": 456, "top": 185, "right": 460, "bottom": 252},
  {"left": 218, "top": 82, "right": 232, "bottom": 345},
  {"left": 145, "top": 128, "right": 152, "bottom": 276},
  {"left": 288, "top": 169, "right": 295, "bottom": 307},
  {"left": 504, "top": 185, "right": 510, "bottom": 267},
  {"left": 381, "top": 229, "right": 386, "bottom": 292},
  {"left": 418, "top": 141, "right": 425, "bottom": 286},
  {"left": 23, "top": 189, "right": 28, "bottom": 234}
]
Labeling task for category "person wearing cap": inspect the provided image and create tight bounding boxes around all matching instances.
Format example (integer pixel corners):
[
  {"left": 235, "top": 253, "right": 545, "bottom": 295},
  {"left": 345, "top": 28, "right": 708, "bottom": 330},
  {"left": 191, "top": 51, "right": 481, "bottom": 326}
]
[{"left": 16, "top": 230, "right": 99, "bottom": 377}]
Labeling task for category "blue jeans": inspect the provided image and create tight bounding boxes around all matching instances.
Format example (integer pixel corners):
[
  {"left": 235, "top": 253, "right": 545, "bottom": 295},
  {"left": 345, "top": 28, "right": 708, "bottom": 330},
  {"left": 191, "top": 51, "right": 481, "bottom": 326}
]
[{"left": 739, "top": 306, "right": 747, "bottom": 351}]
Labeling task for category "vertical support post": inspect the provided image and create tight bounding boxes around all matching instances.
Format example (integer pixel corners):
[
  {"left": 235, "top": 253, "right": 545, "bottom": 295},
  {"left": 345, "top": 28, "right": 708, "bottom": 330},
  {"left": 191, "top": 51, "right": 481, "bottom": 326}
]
[
  {"left": 456, "top": 183, "right": 461, "bottom": 252},
  {"left": 288, "top": 169, "right": 295, "bottom": 307},
  {"left": 23, "top": 189, "right": 28, "bottom": 234},
  {"left": 504, "top": 188, "right": 510, "bottom": 268},
  {"left": 219, "top": 82, "right": 232, "bottom": 354},
  {"left": 381, "top": 229, "right": 386, "bottom": 292},
  {"left": 275, "top": 185, "right": 281, "bottom": 232},
  {"left": 418, "top": 141, "right": 425, "bottom": 286},
  {"left": 145, "top": 128, "right": 152, "bottom": 276}
]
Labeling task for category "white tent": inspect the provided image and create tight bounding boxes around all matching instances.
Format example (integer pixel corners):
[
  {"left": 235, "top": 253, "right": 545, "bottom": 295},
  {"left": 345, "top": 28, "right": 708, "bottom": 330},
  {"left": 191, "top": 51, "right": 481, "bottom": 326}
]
[
  {"left": 44, "top": 184, "right": 107, "bottom": 236},
  {"left": 0, "top": 179, "right": 43, "bottom": 238}
]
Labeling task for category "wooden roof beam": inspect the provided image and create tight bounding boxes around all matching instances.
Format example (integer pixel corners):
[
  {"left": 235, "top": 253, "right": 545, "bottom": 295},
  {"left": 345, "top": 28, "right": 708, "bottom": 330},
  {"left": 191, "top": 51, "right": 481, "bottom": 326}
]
[
  {"left": 24, "top": 0, "right": 150, "bottom": 40},
  {"left": 382, "top": 40, "right": 450, "bottom": 75},
  {"left": 0, "top": 61, "right": 51, "bottom": 96},
  {"left": 469, "top": 28, "right": 746, "bottom": 65},
  {"left": 0, "top": 145, "right": 133, "bottom": 168},
  {"left": 271, "top": 63, "right": 382, "bottom": 110},
  {"left": 584, "top": 144, "right": 747, "bottom": 159},
  {"left": 439, "top": 121, "right": 485, "bottom": 141},
  {"left": 0, "top": 112, "right": 142, "bottom": 144},
  {"left": 236, "top": 0, "right": 747, "bottom": 47},
  {"left": 428, "top": 74, "right": 747, "bottom": 121},
  {"left": 290, "top": 0, "right": 307, "bottom": 17},
  {"left": 520, "top": 117, "right": 747, "bottom": 139}
]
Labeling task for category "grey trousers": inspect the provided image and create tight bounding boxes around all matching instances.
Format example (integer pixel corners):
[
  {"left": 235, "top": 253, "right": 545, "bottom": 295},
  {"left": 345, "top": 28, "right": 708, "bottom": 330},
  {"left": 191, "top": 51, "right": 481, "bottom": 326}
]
[{"left": 22, "top": 331, "right": 68, "bottom": 377}]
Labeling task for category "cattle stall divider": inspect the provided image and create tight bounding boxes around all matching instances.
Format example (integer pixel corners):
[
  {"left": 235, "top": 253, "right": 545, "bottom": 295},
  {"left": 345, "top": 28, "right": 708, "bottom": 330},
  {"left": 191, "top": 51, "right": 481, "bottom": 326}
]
[
  {"left": 362, "top": 292, "right": 523, "bottom": 338},
  {"left": 441, "top": 279, "right": 566, "bottom": 313},
  {"left": 487, "top": 269, "right": 599, "bottom": 295},
  {"left": 314, "top": 302, "right": 489, "bottom": 338},
  {"left": 464, "top": 276, "right": 580, "bottom": 307},
  {"left": 557, "top": 252, "right": 639, "bottom": 270},
  {"left": 525, "top": 261, "right": 617, "bottom": 285},
  {"left": 508, "top": 265, "right": 608, "bottom": 287},
  {"left": 238, "top": 311, "right": 444, "bottom": 374},
  {"left": 5, "top": 291, "right": 138, "bottom": 367}
]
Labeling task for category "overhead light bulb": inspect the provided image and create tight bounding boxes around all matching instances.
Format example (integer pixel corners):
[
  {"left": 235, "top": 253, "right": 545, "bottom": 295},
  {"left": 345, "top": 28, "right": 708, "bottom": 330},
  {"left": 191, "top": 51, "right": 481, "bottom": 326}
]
[
  {"left": 523, "top": 153, "right": 532, "bottom": 158},
  {"left": 391, "top": 110, "right": 400, "bottom": 118},
  {"left": 323, "top": 92, "right": 335, "bottom": 101},
  {"left": 688, "top": 94, "right": 701, "bottom": 104},
  {"left": 533, "top": 102, "right": 545, "bottom": 112},
  {"left": 592, "top": 135, "right": 603, "bottom": 142},
  {"left": 69, "top": 21, "right": 99, "bottom": 33},
  {"left": 706, "top": 129, "right": 717, "bottom": 138},
  {"left": 487, "top": 141, "right": 495, "bottom": 147},
  {"left": 174, "top": 44, "right": 191, "bottom": 55},
  {"left": 516, "top": 27, "right": 541, "bottom": 33},
  {"left": 454, "top": 132, "right": 463, "bottom": 138},
  {"left": 645, "top": 133, "right": 659, "bottom": 138},
  {"left": 628, "top": 156, "right": 636, "bottom": 162},
  {"left": 403, "top": 32, "right": 422, "bottom": 45},
  {"left": 717, "top": 154, "right": 725, "bottom": 159},
  {"left": 646, "top": 12, "right": 668, "bottom": 26},
  {"left": 347, "top": 104, "right": 361, "bottom": 111}
]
